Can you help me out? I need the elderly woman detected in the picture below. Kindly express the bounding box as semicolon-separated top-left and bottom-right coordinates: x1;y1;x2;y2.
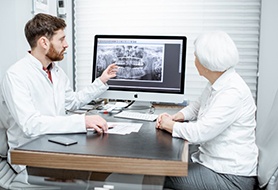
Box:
156;31;258;190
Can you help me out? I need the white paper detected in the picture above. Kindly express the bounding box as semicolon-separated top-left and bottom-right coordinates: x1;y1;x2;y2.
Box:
107;122;142;135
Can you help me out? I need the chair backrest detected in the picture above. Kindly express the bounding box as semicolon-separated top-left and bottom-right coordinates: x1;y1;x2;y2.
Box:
0;94;9;158
256;89;278;188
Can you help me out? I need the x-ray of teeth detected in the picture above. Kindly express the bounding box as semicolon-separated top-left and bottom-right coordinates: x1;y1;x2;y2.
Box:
96;44;164;81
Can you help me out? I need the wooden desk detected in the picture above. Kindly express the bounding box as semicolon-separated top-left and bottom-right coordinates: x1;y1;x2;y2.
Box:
11;113;188;177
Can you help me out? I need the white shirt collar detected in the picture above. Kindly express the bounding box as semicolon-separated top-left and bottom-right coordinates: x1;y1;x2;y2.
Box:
211;67;236;91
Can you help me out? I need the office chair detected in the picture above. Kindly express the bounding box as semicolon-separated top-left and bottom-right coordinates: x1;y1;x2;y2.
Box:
0;92;9;161
0;93;16;189
0;92;60;190
256;89;278;190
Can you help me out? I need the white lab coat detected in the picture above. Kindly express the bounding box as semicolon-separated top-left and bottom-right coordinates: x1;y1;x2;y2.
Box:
1;53;108;173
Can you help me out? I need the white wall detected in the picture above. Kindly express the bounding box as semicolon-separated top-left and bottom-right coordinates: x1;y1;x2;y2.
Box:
0;0;73;86
0;0;32;81
256;0;278;129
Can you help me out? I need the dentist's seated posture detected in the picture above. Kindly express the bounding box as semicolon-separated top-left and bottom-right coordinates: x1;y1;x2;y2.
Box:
156;31;258;190
0;13;117;189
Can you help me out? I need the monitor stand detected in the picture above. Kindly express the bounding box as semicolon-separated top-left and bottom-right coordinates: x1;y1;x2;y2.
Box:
126;101;153;111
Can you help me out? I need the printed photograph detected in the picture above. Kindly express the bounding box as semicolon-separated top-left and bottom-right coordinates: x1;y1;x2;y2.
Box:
33;0;49;14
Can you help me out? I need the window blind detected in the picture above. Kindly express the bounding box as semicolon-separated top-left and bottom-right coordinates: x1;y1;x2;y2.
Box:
73;0;261;102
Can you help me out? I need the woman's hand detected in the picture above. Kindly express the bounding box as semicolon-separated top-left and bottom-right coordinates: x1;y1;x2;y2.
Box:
156;113;175;133
156;111;185;133
172;112;185;122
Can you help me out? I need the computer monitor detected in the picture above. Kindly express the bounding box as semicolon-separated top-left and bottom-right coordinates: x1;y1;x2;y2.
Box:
92;35;187;105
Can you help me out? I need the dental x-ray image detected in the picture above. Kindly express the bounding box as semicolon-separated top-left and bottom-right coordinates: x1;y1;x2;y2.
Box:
96;44;164;82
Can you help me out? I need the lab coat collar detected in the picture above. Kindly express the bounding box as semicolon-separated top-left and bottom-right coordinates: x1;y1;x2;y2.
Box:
25;52;57;71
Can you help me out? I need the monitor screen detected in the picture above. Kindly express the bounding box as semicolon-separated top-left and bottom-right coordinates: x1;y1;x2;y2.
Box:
92;35;187;104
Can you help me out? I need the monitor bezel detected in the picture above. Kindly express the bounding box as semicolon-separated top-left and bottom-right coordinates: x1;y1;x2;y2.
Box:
92;34;187;103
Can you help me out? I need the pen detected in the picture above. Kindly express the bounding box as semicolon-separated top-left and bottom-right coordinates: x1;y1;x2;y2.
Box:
98;110;121;114
87;126;114;133
98;110;110;114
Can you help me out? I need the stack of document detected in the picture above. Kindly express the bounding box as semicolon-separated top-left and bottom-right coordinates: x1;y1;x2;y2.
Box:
107;122;142;135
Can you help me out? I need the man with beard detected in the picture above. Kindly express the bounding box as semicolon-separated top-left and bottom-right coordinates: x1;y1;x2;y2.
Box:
0;13;117;189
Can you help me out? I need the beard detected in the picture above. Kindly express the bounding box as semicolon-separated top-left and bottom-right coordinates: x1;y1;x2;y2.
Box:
46;43;65;62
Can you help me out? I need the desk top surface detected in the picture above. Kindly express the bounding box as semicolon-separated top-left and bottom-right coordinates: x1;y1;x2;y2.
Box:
12;108;188;176
16;119;185;161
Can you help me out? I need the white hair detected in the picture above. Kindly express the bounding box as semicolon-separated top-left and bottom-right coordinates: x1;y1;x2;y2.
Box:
194;31;239;72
